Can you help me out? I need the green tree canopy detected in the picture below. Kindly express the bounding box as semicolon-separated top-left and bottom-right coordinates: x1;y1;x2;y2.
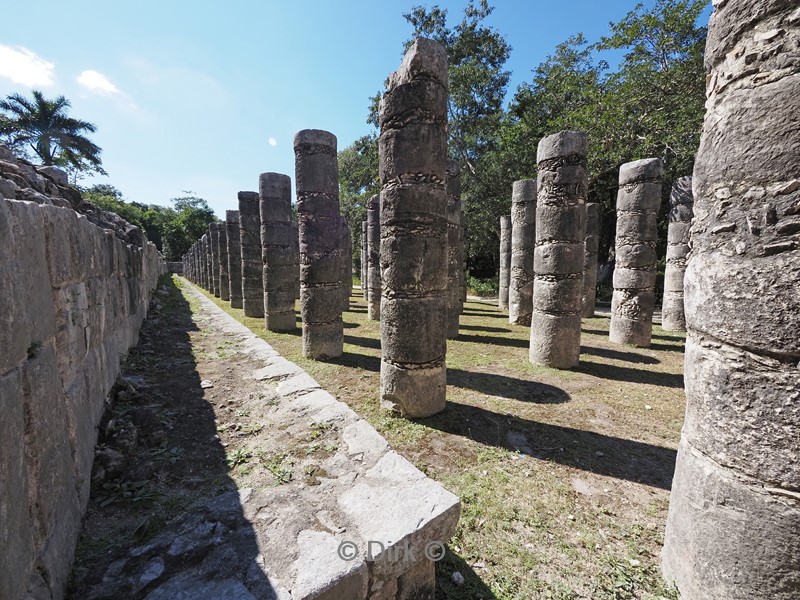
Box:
0;90;106;177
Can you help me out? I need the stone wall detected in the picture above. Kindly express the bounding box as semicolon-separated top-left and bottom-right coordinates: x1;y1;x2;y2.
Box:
0;148;164;600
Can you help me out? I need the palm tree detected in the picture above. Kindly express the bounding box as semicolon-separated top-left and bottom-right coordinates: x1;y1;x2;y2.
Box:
0;90;106;175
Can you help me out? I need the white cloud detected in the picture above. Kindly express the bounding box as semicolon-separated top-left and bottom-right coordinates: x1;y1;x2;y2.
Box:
268;137;277;147
0;45;55;87
77;70;121;96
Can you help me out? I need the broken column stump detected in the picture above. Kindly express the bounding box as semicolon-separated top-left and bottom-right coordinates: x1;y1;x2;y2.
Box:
294;129;344;360
378;38;448;417
529;131;588;369
609;158;662;347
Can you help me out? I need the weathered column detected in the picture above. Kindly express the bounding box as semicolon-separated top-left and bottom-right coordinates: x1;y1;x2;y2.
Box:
209;223;220;297
204;233;213;291
338;216;352;311
217;224;229;301
366;194;381;320
529;131;588;369
294;129;343;360
662;3;800;598
238;191;264;318
259;172;296;331
509;179;536;326
361;220;368;299
446;160;462;338
661;177;693;331
291;220;300;300
498;215;511;310
226;210;243;309
582;202;600;317
461;216;467;303
609;158;662;347
379;38;448;417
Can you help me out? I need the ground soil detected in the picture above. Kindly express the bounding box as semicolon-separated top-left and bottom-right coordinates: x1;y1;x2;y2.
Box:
70;275;685;600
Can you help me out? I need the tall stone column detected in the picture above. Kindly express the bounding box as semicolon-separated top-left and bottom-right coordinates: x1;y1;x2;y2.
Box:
509;179;536;326
582;202;600;317
498;216;511;310
209;223;220;297
226;210;243;309
291;220;300;300
217;224;229;301
609;158;662;347
361;220;368;299
366;194;381;320
294;129;343;360
379;38;448;417
238;191;264;318
205;233;213;291
661;177;693;331
338;216;352;311
259;172;296;332
446;160;462;338
461;216;468;303
529;131;588;369
662;3;799;598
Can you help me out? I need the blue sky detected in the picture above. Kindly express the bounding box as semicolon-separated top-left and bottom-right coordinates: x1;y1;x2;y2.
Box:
1;1;711;219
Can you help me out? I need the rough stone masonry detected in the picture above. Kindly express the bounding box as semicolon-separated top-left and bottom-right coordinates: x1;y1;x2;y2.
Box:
238;191;264;318
446;159;463;338
529;131;588;369
226;209;243;309
379;38;448;417
259;172;296;332
0;147;163;600
216;221;230;301
609;158;662;347
509;179;536;326
582;202;599;318
294;129;344;360
661;177;693;331
661;2;800;599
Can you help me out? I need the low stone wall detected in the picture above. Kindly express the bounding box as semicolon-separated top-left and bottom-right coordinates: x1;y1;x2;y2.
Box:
0;149;164;600
166;261;184;274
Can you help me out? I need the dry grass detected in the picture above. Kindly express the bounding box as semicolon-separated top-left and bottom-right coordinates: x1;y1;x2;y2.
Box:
190;278;685;600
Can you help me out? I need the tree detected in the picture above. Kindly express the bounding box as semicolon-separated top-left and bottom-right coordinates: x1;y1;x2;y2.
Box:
0;90;106;176
161;195;216;261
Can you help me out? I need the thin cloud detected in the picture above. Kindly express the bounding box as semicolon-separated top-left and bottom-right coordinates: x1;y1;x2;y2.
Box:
0;45;55;87
268;137;277;147
77;70;121;96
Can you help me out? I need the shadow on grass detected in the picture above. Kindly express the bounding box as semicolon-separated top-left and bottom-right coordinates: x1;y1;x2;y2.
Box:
458;324;513;333
423;400;676;490
580;345;660;365
436;546;496;599
454;333;528;349
462;310;506;320
343;334;381;351
576;361;683;388
330;350;381;372
447;368;569;403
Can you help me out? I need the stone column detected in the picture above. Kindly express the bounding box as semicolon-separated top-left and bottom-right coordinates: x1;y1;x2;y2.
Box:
509;179;536;326
217;224;229;301
582;202;600;317
294;129;343;360
339;216;352;311
204;233;212;291
259;172;296;332
361;220;368;299
379;38;448;417
461;216;468;303
226;210;243;309
291;220;301;300
609;158;662;347
209;223;220;297
498;216;511;310
662;3;799;598
366;194;381;320
529;131;588;369
661;177;693;331
446;160;462;338
238;191;264;318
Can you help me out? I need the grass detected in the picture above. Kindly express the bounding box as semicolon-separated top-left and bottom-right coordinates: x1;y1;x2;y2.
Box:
183;276;685;600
